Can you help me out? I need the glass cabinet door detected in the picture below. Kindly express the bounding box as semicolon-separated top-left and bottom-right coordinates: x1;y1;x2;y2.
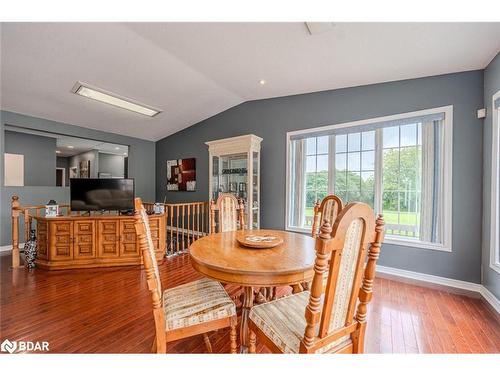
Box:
212;152;248;201
252;151;259;229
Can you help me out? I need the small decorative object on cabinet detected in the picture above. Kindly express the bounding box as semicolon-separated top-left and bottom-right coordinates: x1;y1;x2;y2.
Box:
153;203;165;214
206;134;262;230
45;200;59;217
24;229;37;269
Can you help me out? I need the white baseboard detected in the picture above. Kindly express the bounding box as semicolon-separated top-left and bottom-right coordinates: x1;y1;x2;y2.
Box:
376;265;500;314
0;244;25;253
480;285;500;314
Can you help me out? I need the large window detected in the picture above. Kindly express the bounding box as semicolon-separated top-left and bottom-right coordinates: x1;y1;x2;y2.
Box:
286;107;453;251
490;91;500;273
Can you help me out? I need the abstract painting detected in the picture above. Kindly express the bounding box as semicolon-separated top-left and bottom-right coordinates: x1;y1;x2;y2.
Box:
166;158;196;191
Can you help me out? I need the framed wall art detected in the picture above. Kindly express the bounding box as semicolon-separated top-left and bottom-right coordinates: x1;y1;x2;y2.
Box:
166;158;196;191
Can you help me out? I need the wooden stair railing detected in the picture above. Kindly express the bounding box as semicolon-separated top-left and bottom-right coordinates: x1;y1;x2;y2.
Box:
10;196;70;268
144;202;210;256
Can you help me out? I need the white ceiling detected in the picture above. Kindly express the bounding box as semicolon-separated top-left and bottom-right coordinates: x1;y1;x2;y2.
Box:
1;22;499;141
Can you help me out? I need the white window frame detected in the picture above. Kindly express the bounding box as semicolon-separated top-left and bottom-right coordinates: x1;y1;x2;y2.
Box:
285;105;453;252
490;90;500;274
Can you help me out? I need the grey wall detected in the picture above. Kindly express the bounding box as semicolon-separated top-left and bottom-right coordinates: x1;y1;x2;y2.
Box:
156;70;484;283
4;130;56;186
98;152;125;177
482;52;500;299
69;150;98;178
1;110;156;246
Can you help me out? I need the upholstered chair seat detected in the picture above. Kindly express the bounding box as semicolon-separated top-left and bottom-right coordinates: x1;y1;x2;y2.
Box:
249;292;351;353
164;278;236;331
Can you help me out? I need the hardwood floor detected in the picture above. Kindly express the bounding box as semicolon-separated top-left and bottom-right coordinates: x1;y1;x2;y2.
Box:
1;253;499;354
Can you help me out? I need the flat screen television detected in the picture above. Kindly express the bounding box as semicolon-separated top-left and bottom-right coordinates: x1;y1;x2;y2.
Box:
70;178;134;212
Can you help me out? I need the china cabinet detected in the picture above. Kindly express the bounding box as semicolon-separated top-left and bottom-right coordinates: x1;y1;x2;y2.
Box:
206;134;262;230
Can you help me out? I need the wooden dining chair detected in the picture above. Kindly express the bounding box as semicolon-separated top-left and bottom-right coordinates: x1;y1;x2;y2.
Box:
248;202;384;354
210;193;245;233
134;197;238;354
311;195;343;238
293;195;343;293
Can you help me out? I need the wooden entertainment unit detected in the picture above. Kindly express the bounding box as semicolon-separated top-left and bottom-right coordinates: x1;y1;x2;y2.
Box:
34;213;166;270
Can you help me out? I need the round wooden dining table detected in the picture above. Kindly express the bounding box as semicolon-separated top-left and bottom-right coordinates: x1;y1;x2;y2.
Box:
189;229;316;352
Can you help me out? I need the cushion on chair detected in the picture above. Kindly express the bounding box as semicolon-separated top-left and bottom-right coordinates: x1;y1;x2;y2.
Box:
163;278;236;331
249;291;351;353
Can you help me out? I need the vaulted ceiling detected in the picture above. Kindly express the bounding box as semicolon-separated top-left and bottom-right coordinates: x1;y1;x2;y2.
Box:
1;22;499;141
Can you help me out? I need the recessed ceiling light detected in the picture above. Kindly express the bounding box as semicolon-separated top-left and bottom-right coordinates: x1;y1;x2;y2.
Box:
123;153;127;156
259;79;267;85
67;145;74;149
71;81;161;117
115;147;120;150
55;150;61;154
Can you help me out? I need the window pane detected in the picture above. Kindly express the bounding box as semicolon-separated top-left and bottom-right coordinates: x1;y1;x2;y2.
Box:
361;171;375;192
317;154;328;172
335;153;346;171
306;155;316;173
317;191;327;203
306;138;316;155
316;171;328;192
317;136;329;154
361;151;374;171
336;190;347;203
362;131;375;150
347;171;361;191
306;172;316;191
336;134;347;153
347;152;360;171
347;190;361;202
382;191;398;212
400;146;417;168
335;171;347;191
348;133;361;152
360;191;375;207
306;190;316;210
399;169;417;190
382;149;399;190
383;126;399;148
401;124;417;147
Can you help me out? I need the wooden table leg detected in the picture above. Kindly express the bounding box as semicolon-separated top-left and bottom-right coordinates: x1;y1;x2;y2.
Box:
240;286;253;353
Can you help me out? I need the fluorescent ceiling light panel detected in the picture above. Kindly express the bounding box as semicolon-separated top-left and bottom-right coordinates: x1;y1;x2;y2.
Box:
71;82;161;117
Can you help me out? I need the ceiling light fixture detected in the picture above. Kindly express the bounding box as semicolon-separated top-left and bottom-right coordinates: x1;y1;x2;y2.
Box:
259;79;266;85
55;150;61;154
115;147;120;150
67;145;74;149
71;81;161;117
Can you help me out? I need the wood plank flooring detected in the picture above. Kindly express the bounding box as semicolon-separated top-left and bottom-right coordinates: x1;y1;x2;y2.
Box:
1;253;499;354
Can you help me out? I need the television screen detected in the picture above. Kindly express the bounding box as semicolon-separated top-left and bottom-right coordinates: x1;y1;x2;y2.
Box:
70;178;134;212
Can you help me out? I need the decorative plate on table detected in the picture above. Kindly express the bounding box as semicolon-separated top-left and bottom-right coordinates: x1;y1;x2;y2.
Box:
236;232;284;249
